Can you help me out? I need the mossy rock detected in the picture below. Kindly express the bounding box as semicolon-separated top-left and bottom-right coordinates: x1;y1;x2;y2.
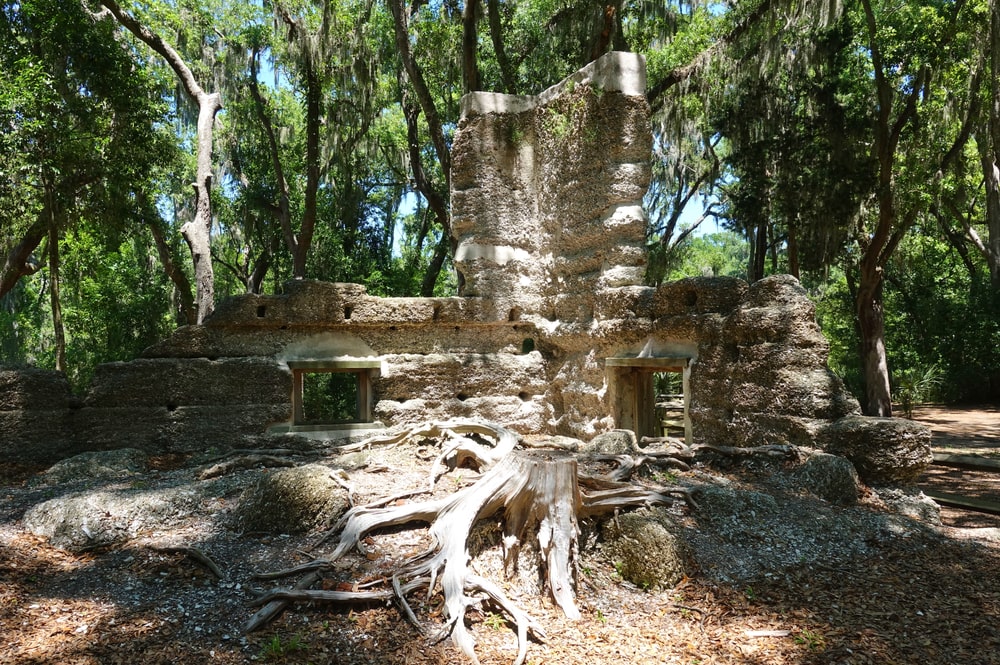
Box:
234;464;350;534
38;448;149;485
601;507;689;590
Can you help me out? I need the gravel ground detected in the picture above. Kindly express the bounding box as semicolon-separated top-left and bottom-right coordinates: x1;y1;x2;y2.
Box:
1;409;999;665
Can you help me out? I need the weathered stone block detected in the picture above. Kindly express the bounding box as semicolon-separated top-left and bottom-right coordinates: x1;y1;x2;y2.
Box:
601;507;689;589
0;409;80;463
376;352;548;402
652;277;748;317
39;449;149;485
73;405;291;454
791;451;860;505
820;415;933;485
581;429;638;454
85;357;291;408
0;367;74;410
233;464;351;533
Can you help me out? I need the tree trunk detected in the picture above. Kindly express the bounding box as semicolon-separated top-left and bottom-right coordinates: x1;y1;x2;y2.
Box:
420;232;450;297
487;0;516;93
0;218;47;300
248;49;296;272
502;452;582;619
979;149;1000;289
854;0;914;417
388;0;451;190
462;0;480;94
47;221;66;373
787;217;800;278
983;0;1000;289
181;90;221;323
247;243;274;295
147;217;197;325
294;68;322;279
402;89;453;295
98;0;221;323
587;1;621;64
749;216;767;282
856;261;892;416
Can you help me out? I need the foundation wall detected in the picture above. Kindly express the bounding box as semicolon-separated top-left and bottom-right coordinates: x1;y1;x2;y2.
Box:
0;53;873;463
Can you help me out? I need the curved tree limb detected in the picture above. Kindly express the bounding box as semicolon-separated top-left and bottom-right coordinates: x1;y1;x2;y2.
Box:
97;0;221;322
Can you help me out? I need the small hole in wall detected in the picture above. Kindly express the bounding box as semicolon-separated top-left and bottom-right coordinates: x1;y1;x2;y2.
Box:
389;326;398;331
454;326;461;332
521;338;535;354
343;306;353;320
166;403;178;413
256;305;267;318
518;391;531;402
508;308;520;322
685;291;699;308
457;393;469;402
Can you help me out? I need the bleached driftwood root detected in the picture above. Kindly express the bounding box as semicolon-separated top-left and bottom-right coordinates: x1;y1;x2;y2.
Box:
247;421;693;665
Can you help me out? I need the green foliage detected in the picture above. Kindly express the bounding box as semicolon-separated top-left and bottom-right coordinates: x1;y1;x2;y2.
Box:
794;628;826;652
882;230;1000;403
653;371;683;397
0;223;174;392
301;372;359;423
895;364;943;418
259;632;308;661
812;269;864;399
658;232;750;281
483;612;507;630
0;0;178;388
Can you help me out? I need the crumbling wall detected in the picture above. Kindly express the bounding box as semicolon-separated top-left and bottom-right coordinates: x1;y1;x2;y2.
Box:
0;53;928;485
451;52;650;321
0;368;79;463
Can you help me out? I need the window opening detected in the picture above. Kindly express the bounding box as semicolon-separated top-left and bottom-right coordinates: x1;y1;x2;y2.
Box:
300;371;360;424
288;359;380;427
653;371;685;439
606;356;692;445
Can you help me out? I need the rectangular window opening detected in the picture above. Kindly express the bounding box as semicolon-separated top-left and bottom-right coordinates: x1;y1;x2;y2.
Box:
299;371;362;425
288;360;380;428
606;356;692;445
653;371;685;439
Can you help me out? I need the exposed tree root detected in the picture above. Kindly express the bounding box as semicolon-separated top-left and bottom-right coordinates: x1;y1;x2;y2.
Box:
150;545;224;579
696;443;801;459
247;420;694;665
197;455;298;480
636;438;803;465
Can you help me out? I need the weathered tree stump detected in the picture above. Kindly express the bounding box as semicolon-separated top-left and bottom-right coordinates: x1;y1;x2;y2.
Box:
247;421;693;665
498;451;582;619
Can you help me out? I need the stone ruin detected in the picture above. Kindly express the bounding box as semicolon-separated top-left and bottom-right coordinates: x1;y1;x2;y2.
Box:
0;52;930;485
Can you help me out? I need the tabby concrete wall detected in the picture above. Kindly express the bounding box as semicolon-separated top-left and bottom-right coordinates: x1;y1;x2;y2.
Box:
0;272;877;464
0;53;924;485
451;51;650;322
0;368;80;463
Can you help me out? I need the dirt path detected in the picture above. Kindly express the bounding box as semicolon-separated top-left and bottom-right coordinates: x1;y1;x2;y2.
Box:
912;405;1000;529
2;412;999;665
910;405;1000;456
